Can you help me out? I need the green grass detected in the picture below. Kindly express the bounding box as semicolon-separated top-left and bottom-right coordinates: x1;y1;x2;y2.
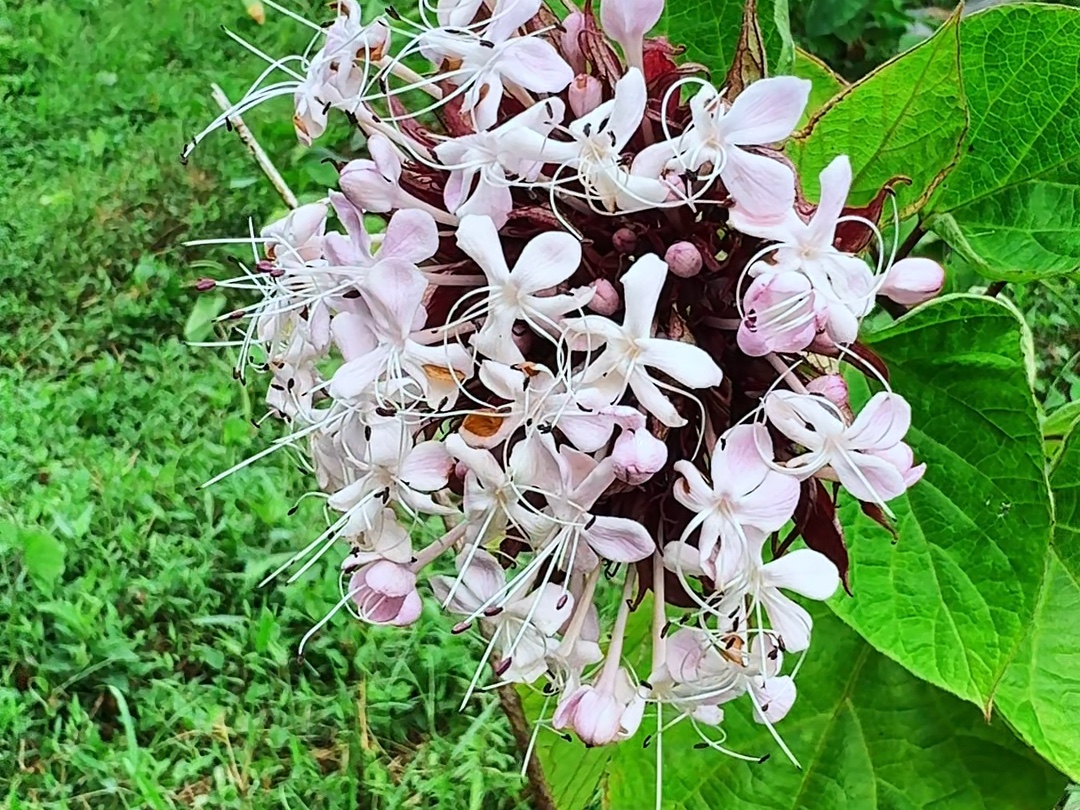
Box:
0;1;528;807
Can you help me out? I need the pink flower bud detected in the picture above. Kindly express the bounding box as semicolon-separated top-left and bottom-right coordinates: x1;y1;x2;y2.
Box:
587;278;620;315
612;428;668;485
806;374;850;413
561;11;587;74
569;74;603;117
348;560;423;627
880;257;944;306
664;241;702;278
552;670;645;747
612;227;638;254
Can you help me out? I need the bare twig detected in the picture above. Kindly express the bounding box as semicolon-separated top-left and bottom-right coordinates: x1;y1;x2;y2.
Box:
210;83;298;210
896;222;926;261
496;685;559;810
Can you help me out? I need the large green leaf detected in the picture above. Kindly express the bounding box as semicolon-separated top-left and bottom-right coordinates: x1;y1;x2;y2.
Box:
791;47;845;126
658;0;793;76
538;605;1065;809
831;295;1052;709
926;5;1080;281
992;422;1080;780
787;12;966;217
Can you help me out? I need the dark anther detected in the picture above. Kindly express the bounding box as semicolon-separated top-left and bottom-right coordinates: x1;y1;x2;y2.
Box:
343;288;362;298
639;679;652;689
758;754;771;764
494;657;512;677
195;278;216;291
451;621;471;634
364;425;373;441
556;593;568;609
480;38;494;47
483;606;503;617
288;504;299;515
693;742;710;750
642;735;653;749
582;122;592;137
270;383;286;392
561;733;573;742
287;377;296;390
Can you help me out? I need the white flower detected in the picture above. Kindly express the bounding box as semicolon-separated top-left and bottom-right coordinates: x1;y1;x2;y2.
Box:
563;254;723;427
731;155;876;344
328;259;474;409
418;0;573;130
508;68;669;212
434;99;566;228
764;389;924;506
327;418;454;533
670;424;801;579
635;78;810;224
455;214;594;364
431;548;574;683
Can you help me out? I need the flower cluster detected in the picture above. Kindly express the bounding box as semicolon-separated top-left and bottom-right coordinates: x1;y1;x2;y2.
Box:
186;0;944;786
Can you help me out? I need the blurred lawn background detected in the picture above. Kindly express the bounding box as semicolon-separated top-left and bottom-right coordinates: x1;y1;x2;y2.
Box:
0;0;1076;809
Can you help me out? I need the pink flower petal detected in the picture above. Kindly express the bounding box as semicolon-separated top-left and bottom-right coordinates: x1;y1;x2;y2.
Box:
721;76;811;146
804;155;851;247
585;516;654;563
761;548;839;601
721;147;797;226
846;392;912;451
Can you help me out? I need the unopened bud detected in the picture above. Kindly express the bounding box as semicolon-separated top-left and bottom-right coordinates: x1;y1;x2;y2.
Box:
587;278;620;315
561;11;587;73
664;241;702;278
806;374;850;413
612;227;637;254
569;74;603;117
880;257;944;306
612;428;668;485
